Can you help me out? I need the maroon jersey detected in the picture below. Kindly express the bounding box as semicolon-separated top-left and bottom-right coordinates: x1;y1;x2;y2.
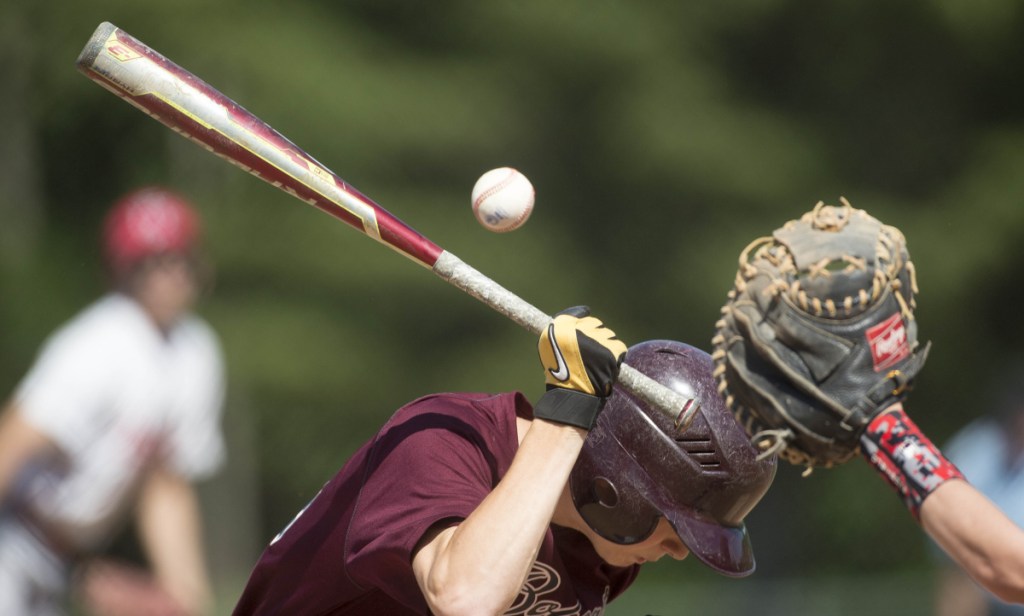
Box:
233;392;639;615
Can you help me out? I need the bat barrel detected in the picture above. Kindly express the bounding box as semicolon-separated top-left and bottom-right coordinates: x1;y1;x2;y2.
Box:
75;21;443;268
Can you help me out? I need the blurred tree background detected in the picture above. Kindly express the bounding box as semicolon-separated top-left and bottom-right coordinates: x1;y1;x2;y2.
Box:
2;1;1023;613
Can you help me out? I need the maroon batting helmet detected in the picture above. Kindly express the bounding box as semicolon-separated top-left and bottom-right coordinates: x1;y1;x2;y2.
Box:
102;187;201;278
569;340;776;577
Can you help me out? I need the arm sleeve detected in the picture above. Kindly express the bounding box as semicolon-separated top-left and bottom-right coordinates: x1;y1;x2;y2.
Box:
15;329;114;454
344;400;512;606
164;324;227;481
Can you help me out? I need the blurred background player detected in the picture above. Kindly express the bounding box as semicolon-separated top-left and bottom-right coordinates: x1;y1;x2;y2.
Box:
233;308;776;615
932;367;1024;616
0;187;227;616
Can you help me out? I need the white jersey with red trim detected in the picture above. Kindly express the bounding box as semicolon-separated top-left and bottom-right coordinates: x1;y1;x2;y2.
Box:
11;292;226;551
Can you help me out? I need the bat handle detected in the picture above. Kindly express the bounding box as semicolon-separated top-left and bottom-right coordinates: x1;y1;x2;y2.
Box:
433;251;699;429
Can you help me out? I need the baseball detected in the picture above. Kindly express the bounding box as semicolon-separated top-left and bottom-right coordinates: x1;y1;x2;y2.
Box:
471;167;535;233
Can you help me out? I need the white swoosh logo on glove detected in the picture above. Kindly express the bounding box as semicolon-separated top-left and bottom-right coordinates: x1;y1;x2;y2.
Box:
547;323;570;382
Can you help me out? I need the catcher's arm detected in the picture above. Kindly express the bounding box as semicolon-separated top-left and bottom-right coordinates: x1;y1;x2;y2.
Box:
862;404;1024;605
921;480;1024;604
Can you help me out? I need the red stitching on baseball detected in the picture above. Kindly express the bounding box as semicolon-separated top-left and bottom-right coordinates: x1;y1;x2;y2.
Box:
473;168;518;211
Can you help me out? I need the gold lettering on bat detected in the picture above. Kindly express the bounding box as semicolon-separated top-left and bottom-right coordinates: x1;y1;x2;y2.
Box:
305;162;335;184
103;32;142;63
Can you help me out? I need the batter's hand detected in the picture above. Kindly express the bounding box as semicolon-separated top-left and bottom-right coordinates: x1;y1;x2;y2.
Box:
534;306;627;430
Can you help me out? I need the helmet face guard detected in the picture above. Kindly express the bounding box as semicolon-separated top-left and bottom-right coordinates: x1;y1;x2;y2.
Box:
569;340;777;577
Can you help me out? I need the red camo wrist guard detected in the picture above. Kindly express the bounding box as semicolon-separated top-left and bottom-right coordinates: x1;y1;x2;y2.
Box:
859;405;964;519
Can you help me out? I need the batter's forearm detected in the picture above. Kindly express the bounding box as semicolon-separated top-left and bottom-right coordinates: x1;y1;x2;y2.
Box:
413;419;586;616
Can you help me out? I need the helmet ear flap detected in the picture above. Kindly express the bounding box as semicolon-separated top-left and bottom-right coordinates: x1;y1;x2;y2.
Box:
570;424;661;545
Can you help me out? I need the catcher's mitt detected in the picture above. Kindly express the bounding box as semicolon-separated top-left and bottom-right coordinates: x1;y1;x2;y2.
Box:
711;198;930;470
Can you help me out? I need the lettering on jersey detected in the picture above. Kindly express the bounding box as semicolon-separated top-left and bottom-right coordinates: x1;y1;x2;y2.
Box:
504;561;609;616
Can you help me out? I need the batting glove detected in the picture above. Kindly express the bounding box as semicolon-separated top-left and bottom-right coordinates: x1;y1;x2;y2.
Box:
534;306;627;430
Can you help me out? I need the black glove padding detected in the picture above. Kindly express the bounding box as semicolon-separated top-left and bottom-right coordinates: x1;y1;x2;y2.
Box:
534;306;627;430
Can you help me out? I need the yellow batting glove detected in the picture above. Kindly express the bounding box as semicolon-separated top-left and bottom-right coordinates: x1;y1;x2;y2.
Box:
535;306;627;429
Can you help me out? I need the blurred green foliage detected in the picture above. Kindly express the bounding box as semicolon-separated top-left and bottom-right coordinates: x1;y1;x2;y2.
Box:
2;0;1024;610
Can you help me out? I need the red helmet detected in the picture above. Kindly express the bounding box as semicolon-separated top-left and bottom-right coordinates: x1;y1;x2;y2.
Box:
102;187;201;277
569;340;777;577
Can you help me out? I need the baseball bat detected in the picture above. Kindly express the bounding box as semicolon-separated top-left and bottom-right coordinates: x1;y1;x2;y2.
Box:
75;21;698;428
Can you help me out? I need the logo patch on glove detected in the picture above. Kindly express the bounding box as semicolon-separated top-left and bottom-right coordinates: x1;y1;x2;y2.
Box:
866;313;910;372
